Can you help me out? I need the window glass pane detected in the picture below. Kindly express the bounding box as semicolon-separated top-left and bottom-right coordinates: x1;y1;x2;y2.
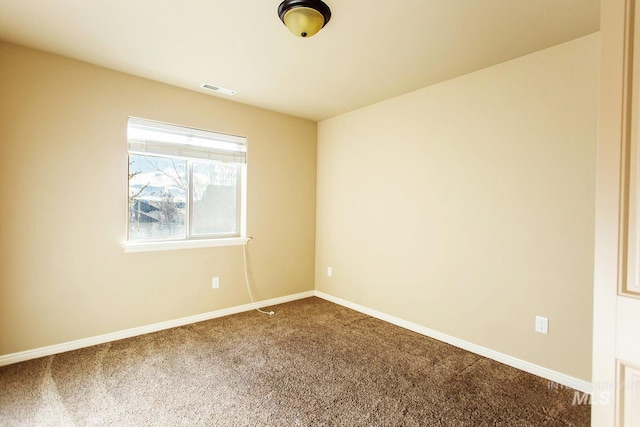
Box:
192;161;238;236
128;155;187;240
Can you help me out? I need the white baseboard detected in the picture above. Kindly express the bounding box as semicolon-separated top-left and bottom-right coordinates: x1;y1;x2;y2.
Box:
0;289;593;395
314;290;592;394
0;291;314;367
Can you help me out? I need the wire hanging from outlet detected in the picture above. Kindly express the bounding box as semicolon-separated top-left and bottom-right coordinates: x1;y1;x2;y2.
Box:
243;238;274;316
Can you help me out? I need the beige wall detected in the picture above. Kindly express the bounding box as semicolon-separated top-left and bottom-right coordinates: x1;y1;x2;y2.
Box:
316;33;599;381
0;42;317;356
0;32;599;383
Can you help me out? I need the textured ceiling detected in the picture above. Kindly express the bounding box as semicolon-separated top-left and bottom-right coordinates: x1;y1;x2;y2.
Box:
0;0;600;121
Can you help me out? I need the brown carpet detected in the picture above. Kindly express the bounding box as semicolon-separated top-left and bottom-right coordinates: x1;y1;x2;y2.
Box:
0;297;589;426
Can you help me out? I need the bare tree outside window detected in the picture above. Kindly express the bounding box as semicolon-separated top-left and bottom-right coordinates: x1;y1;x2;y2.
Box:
128;155;241;241
128;155;187;240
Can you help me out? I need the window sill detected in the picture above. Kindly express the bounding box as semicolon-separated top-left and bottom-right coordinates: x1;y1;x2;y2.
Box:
123;237;249;253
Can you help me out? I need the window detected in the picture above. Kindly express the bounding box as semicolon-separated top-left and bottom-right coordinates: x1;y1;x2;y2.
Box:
126;117;246;251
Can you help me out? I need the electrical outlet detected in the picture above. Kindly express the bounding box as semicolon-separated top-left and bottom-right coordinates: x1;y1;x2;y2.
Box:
327;267;333;277
535;316;548;334
212;277;220;289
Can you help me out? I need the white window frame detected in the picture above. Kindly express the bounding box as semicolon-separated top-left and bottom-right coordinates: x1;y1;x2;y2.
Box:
123;117;248;253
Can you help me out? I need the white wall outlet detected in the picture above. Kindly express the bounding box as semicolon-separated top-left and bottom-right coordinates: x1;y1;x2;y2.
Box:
212;277;220;289
327;267;333;277
535;316;548;334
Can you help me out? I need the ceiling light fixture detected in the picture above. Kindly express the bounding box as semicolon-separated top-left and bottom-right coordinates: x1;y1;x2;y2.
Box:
277;0;331;38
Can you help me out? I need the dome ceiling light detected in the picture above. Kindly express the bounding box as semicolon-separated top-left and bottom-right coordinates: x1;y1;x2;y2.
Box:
277;0;332;38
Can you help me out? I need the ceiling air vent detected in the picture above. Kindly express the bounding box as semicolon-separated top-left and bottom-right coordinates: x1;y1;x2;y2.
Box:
201;83;236;96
